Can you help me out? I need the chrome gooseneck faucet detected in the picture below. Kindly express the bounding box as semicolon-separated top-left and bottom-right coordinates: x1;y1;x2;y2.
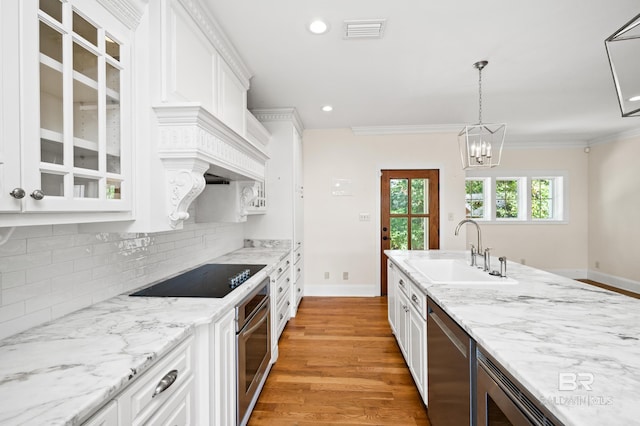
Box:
455;219;483;267
455;219;483;253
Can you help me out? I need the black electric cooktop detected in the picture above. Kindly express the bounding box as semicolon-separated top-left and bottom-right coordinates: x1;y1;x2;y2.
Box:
130;263;266;298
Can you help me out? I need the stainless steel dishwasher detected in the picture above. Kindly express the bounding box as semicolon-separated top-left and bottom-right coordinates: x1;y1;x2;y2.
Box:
427;297;476;426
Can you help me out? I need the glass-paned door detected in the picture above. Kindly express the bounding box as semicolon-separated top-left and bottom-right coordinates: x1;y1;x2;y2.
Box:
381;170;440;295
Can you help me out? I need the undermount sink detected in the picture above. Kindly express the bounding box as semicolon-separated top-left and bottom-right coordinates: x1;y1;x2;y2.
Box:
407;258;518;285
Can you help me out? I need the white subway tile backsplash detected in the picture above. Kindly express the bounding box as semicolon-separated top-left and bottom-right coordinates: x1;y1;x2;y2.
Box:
0;221;245;339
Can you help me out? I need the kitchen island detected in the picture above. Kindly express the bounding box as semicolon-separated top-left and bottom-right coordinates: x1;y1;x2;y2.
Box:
386;249;640;426
0;246;289;425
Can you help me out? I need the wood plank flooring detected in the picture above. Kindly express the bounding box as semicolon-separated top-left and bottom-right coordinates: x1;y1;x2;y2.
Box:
577;279;640;299
248;297;430;426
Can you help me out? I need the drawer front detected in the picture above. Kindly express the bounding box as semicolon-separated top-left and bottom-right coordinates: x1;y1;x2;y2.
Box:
294;246;303;265
275;272;291;305
83;401;117;426
140;375;195;426
273;256;291;281
119;337;194;424
276;294;291;337
397;270;410;297
409;281;427;320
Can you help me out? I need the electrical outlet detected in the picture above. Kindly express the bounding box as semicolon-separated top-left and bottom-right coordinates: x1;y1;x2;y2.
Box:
343;272;349;280
324;272;330;279
359;213;370;221
520;258;526;265
595;261;600;269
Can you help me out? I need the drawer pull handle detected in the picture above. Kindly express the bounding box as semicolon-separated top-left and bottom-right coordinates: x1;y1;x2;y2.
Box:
152;370;178;398
411;294;419;303
280;313;284;320
279;286;283;293
278;267;283;274
399;279;405;287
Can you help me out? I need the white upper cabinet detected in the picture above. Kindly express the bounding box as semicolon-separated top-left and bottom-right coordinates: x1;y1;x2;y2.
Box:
0;0;143;226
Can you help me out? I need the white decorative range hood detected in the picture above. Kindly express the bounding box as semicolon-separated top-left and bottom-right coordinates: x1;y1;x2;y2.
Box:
153;102;269;228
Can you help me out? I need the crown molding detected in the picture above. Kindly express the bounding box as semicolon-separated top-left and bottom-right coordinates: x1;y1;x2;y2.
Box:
252;108;305;136
588;127;640;146
97;0;147;29
177;0;252;89
351;124;462;136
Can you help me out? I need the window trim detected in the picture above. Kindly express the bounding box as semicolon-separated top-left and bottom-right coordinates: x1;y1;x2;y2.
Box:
466;170;568;224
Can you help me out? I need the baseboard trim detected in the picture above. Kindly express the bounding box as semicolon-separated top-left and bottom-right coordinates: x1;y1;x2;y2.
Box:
587;270;640;294
304;284;378;297
548;268;588;279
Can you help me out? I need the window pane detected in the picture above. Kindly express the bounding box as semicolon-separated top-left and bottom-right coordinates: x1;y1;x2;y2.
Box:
106;179;121;200
390;179;408;214
465;179;485;218
40;63;64;134
390;217;408;250
411;179;428;214
532;179;553;219
40;22;63;62
411;217;429;250
496;179;519;219
41;138;63;165
106;63;121;174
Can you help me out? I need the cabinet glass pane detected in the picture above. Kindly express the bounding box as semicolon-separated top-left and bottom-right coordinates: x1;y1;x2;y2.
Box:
41;139;63;165
411;217;429;250
40;63;64;134
40;22;63;62
390;179;408;214
105;36;120;60
73;42;98;81
72;12;97;46
73;79;99;170
411;179;428;214
106;179;121;200
106;63;121;174
40;0;63;23
391;217;408;250
73;177;99;198
42;173;64;196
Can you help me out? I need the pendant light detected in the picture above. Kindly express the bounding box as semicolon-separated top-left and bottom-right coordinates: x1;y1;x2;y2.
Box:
605;12;640;117
458;61;506;169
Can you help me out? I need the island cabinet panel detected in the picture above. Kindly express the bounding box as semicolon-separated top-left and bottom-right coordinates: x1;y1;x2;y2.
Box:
209;308;237;426
83;401;118;426
387;259;428;405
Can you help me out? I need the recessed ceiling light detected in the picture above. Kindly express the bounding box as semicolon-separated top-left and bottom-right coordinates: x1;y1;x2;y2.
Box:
322;105;333;112
309;19;329;35
629;95;640;102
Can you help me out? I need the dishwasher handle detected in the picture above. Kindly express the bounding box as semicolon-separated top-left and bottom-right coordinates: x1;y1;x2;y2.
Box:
428;307;468;358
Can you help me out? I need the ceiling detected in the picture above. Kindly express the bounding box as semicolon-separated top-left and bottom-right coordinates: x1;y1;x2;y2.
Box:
204;0;640;144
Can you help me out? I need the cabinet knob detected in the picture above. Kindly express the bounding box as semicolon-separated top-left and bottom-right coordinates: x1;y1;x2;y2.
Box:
383;236;388;241
152;369;178;398
9;188;25;199
30;190;45;200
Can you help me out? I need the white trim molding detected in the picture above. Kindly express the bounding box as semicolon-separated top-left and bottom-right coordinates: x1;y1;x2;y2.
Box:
97;0;147;29
588;270;640;295
252;108;305;136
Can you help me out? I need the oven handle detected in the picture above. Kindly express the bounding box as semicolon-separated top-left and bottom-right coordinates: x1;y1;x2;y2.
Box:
240;299;270;336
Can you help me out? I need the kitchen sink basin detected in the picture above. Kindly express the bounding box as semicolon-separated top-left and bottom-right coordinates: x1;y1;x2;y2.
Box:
406;258;518;285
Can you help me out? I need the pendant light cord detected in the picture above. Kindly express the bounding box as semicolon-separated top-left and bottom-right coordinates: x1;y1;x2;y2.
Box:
478;66;483;125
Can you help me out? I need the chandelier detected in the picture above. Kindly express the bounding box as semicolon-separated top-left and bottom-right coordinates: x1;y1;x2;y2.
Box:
458;61;506;169
605;12;640;117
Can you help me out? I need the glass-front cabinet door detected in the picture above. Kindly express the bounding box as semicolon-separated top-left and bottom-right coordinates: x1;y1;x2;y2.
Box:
20;0;131;212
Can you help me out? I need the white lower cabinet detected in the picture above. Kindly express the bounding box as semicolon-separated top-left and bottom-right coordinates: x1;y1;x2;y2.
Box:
83;401;118;426
270;254;292;361
388;260;428;405
209;308;237;426
117;337;195;425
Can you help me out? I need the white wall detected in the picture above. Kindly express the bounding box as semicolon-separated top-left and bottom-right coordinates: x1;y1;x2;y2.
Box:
0;207;244;340
303;129;466;296
476;146;590;276
588;134;640;291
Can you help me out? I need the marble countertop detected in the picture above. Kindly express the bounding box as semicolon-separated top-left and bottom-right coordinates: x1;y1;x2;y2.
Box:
386;249;640;426
0;246;289;426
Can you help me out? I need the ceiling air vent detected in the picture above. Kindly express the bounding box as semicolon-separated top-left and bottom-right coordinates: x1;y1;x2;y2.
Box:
343;19;386;39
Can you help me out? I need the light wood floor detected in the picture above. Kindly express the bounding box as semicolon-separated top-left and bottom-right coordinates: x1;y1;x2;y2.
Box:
577;279;640;299
248;297;430;426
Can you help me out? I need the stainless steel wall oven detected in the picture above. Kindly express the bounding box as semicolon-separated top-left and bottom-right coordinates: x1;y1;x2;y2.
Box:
236;277;271;426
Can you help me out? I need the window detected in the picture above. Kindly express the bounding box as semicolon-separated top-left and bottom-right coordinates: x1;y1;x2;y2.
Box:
465;179;486;218
531;179;553;219
495;179;520;219
464;172;566;223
